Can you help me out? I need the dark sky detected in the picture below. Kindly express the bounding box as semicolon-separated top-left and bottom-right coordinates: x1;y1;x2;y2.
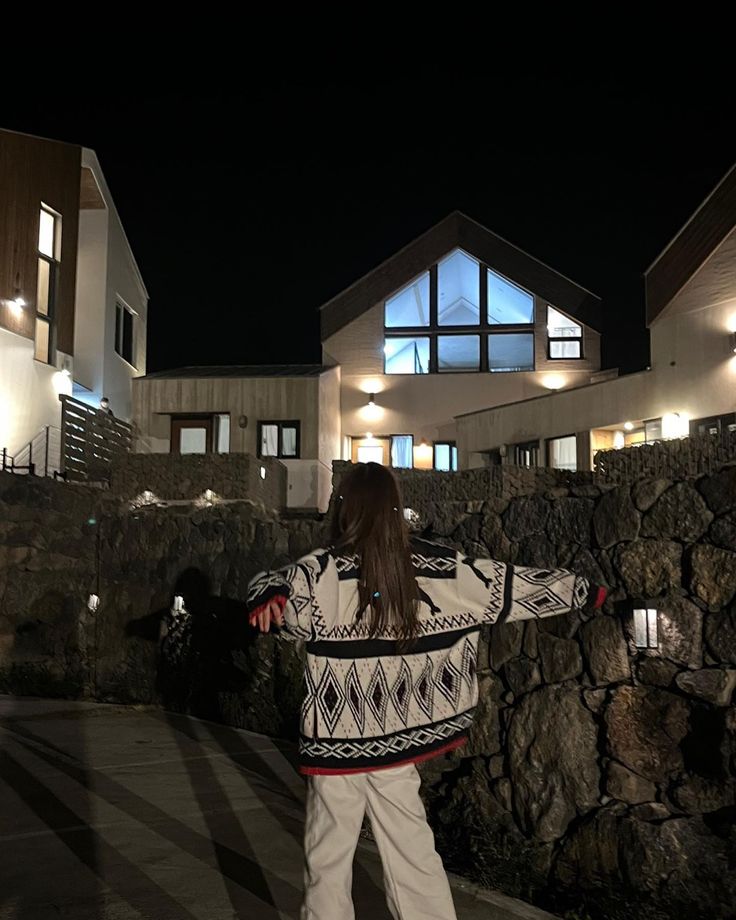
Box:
4;75;734;375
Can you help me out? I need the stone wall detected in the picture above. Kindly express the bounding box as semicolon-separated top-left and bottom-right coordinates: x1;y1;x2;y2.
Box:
332;459;597;506
595;429;736;482
1;466;735;919
108;452;287;508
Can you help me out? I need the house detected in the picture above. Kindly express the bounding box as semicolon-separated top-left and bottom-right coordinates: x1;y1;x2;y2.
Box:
456;163;736;469
0;128;148;472
132;213;604;510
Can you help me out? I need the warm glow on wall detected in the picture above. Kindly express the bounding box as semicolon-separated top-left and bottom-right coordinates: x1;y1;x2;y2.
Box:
361;392;383;422
612;430;625;450
662;412;689;439
541;374;565;390
359;379;385;395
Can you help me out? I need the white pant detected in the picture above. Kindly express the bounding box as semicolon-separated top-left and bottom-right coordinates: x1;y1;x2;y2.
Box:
301;763;457;920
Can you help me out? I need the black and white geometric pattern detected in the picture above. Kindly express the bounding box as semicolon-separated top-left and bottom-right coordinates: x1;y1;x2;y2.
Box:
246;536;596;773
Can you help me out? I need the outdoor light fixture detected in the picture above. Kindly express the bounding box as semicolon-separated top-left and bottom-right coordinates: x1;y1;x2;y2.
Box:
662;412;689;439
204;489;215;503
87;594;100;613
363;391;382;422
542;374;565;390
730;331;736;354
8;273;25;315
172;595;185;613
633;605;658;649
260;465;266;479
142;490;155;504
624;421;634;431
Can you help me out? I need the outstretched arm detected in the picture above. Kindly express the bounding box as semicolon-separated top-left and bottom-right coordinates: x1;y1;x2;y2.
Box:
246;550;329;639
455;552;606;625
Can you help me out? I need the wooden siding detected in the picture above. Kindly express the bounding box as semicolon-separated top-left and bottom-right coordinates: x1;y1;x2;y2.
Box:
0;130;81;354
320;211;602;340
133;375;322;457
646;163;736;325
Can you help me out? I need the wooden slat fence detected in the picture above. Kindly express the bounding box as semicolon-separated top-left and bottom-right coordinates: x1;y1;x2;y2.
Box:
60;395;133;483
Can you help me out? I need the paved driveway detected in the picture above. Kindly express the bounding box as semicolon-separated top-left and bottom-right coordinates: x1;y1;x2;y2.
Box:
0;697;555;919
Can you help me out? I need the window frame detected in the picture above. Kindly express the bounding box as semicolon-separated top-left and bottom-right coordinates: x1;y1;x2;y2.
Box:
433;440;458;472
383;251;538;375
34;204;61;365
115;299;137;368
512;440;540;468
257;420;301;459
547;305;583;361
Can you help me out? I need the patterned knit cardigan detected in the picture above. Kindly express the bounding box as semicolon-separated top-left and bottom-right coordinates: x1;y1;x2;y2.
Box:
247;537;606;775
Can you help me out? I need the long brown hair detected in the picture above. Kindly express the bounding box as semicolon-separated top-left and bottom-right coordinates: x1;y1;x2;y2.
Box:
331;462;419;643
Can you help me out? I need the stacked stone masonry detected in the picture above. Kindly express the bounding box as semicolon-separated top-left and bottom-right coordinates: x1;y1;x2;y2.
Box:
1;464;735;920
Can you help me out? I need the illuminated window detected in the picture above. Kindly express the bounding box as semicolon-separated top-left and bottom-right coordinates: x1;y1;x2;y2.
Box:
433;441;458;471
488;333;534;371
390;435;413;468
385;273;430;327
547;435;577;471
35;205;61;364
438;335;479;371
438;250;480;325
547;306;582;359
488;270;534;324
384;337;430;374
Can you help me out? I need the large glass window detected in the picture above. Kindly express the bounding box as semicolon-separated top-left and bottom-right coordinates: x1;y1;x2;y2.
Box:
35;205;61;365
390;435;414;468
438;250;480;325
385;273;430;327
433;441;458;471
258;420;300;458
488;333;534;371
548;435;577;471
548;306;582;358
384;337;430;374
488;270;534;324
438;335;479;372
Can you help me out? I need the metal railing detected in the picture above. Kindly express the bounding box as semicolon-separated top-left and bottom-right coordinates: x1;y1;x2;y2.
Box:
1;426;63;478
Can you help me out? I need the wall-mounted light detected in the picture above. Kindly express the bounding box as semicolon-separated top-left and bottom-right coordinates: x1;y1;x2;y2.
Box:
260;465;266;480
730;331;736;354
633;605;658;649
172;595;185;613
87;594;100;613
8;272;25;316
624;421;634;431
662;411;689;439
362;391;382;422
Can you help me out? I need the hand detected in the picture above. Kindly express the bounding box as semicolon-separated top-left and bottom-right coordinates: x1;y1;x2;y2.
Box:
249;597;286;633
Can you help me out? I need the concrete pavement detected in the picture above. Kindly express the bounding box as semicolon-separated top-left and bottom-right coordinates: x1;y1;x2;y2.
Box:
0;697;557;919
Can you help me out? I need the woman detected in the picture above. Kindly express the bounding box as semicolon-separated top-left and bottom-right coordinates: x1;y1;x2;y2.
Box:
248;462;606;920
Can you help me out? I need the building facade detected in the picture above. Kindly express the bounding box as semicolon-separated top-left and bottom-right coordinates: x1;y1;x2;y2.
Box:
456;164;736;469
0;129;147;470
132;213;604;509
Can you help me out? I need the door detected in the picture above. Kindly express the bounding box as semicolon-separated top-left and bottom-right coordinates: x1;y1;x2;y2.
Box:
171;416;214;454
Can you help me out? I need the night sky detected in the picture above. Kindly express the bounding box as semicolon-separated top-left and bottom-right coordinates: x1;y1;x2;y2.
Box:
3;76;734;376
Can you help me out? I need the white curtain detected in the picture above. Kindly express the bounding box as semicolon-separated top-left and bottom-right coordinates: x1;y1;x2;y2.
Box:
281;427;297;456
549;436;577;471
261;425;278;456
391;436;413;468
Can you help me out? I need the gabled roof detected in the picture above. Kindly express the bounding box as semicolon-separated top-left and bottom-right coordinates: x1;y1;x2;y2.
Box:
141;364;325;379
646;163;736;325
319;211;602;340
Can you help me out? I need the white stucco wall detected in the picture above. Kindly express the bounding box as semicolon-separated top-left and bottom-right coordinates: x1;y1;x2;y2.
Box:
74;150;148;422
457;296;736;465
0;326;66;457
